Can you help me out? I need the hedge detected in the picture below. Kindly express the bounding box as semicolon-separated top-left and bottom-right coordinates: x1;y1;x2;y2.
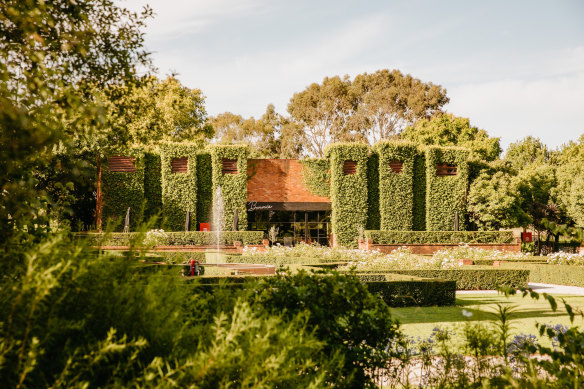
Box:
500;263;584;287
143;151;162;225
374;141;418;231
412;152;427;231
359;268;529;290
79;231;263;246
160;143;198;231
366;153;380;230
299;158;330;197
472;258;548;266
365;230;515;244
326;143;369;247
358;273;456;307
210;145;248;231
102;149;144;231
425;146;469;231
196;152;213;225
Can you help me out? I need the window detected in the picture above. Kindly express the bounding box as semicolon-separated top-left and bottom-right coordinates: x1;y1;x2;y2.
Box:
171;157;188;173
388;160;403;173
222;158;238;174
436;163;457;176
108;156;136;172
343;160;357;175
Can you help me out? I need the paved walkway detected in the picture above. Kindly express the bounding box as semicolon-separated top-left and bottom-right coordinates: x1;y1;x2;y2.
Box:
457;282;584;295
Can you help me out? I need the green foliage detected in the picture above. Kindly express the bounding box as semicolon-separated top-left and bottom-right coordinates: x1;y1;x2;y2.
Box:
210;145;248;230
383;268;529;290
160;143;198;231
412;152;427;230
366;152;380;229
365;230;514;244
143;151;162;223
251;269;400;388
102;150;145;231
196;152;213;224
360;274;456;307
515;164;558;232
425;146;470;231
501;262;584;287
299;158;330;197
374;141;418;230
81;231;263;246
504;136;549;172
402;113;501;162
326;143;369;247
553;135;584;226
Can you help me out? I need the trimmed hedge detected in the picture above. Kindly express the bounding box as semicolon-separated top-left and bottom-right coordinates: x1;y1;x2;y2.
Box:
375;141;418;230
210;145;248;231
196;152;213;224
360;273;456;307
160;143;198;231
472;258;547;266
501;263;584;287
299;158;330;197
79;231;263;246
359;268;529;290
326;143;369;247
425;146;469;231
365;230;515;244
366;153;380;230
412;152;426;231
143;151;162;224
102;149;144;231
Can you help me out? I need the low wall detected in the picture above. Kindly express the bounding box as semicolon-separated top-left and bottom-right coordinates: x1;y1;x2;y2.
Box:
358;240;521;254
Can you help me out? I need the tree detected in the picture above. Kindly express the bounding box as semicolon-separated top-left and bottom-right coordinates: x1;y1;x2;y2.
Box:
288;75;356;157
504;136;549;172
402;113;501;161
350;69;449;143
553;135;584;226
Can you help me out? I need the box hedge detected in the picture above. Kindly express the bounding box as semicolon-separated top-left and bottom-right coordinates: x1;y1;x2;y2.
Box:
79;231;263;246
365;230;514;244
500;262;584;287
358;273;456;307
358;268;529;290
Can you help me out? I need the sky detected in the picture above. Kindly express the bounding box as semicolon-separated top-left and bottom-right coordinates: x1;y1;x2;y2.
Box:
120;0;584;151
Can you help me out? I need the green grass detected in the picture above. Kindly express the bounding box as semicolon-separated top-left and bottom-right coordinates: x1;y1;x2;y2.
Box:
391;293;584;348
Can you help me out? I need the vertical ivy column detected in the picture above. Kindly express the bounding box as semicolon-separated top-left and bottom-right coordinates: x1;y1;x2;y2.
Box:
210;145;248;231
160;143;198;231
366;152;380;230
425;146;470;231
326;143;369;247
412;151;427;231
102;149;145;231
143;149;162;225
196;152;213;224
374;141;418;231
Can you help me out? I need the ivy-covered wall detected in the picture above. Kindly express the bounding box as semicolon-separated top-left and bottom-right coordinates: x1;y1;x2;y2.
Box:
299;158;330;197
425;146;469;231
210;144;248;231
102;150;144;231
326;143;369;247
196;152;212;224
143;151;162;225
412;152;427;231
366;152;380;230
160;143;198;231
375;141;418;230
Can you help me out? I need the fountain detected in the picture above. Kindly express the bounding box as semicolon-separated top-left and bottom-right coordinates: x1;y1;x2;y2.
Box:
212;186;224;264
123;207;131;233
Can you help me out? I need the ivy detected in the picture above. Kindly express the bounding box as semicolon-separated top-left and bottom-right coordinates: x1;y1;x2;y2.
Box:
196;152;212;224
143;151;162;225
299;158;330;197
160;143;198;231
210;145;248;231
425;146;469;231
326;143;369;247
366;153;380;230
375;141;418;230
412;152;427;231
102;149;144;231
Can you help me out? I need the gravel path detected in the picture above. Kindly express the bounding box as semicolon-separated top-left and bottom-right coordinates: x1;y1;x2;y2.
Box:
457;282;584;295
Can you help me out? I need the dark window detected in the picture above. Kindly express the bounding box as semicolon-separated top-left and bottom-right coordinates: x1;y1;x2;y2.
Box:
222;158;238;174
343;160;357;175
108;156;136;172
389;160;403;173
171;157;188;173
436;163;458;176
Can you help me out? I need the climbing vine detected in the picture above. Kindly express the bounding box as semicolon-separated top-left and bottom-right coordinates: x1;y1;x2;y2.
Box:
299;158;330;197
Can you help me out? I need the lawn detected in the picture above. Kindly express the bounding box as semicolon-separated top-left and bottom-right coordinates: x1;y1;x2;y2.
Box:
391;293;584;348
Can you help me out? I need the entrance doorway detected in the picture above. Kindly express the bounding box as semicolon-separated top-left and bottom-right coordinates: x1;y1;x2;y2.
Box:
248;210;331;246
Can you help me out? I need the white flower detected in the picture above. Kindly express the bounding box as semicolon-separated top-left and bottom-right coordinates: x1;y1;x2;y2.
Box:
462;309;473;318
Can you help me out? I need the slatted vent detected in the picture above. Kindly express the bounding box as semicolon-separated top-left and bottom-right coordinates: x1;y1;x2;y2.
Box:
343;160;357;175
222;159;238;174
171;157;188;173
389;160;403;173
436;163;458;176
108;156;136;172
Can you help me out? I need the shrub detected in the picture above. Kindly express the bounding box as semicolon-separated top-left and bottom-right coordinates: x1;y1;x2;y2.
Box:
365;230;515;244
78;231;263;246
501;262;584;287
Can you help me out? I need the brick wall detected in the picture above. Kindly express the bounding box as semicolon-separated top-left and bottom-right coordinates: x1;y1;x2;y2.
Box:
247;159;330;203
